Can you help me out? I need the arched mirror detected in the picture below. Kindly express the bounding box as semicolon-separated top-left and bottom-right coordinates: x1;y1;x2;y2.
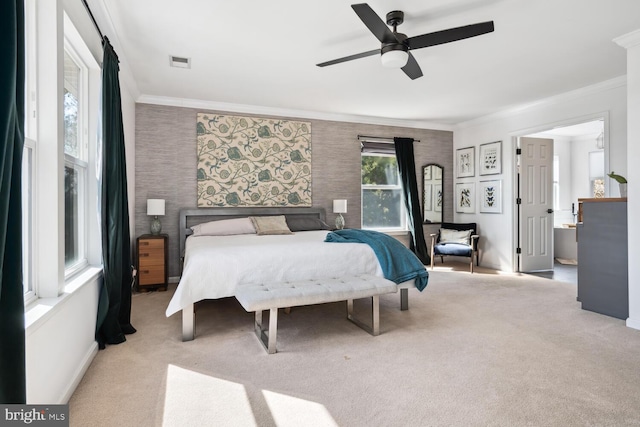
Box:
422;163;443;224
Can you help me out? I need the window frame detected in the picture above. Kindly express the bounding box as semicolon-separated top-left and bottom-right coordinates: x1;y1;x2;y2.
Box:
22;4;102;302
361;152;408;233
22;0;37;303
22;139;36;303
62;42;90;278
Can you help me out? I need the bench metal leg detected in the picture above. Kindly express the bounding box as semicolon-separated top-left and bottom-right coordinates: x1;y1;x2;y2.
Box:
346;295;380;336
182;303;195;341
400;288;408;311
254;308;278;354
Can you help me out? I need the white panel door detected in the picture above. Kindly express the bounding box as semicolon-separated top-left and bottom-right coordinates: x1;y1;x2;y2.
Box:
519;137;554;272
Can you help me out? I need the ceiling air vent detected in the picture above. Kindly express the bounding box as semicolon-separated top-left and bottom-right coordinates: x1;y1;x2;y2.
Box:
169;55;191;69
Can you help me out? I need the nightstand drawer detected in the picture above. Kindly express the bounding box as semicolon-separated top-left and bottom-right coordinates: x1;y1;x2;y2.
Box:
139;267;165;285
138;238;164;250
138;248;164;265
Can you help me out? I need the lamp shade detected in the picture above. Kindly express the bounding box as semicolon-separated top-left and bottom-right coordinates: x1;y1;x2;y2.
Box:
333;199;347;214
380;50;408;68
147;199;165;216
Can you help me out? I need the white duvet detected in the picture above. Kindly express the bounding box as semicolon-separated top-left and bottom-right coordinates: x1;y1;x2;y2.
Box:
166;230;384;316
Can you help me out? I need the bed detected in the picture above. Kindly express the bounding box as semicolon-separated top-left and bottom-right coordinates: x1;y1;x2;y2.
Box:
167;207;425;341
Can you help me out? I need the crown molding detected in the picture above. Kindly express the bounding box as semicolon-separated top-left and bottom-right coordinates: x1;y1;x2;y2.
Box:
135;95;454;132
455;76;627;130
614;29;640;49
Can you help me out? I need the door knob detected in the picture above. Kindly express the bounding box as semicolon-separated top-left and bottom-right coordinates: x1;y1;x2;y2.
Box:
547;209;554;214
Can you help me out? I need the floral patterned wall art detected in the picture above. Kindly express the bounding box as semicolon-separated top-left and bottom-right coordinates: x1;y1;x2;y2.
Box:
196;113;312;207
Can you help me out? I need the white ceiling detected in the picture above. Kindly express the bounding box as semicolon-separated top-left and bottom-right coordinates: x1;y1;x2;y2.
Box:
96;0;640;126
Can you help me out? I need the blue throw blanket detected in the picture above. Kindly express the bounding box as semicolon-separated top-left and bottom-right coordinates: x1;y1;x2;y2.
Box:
325;229;429;291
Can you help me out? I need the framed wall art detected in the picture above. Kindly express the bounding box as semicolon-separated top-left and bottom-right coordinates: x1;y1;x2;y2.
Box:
434;184;442;212
479;141;502;175
455;182;475;213
196;113;312;207
423;184;433;212
422;163;443;223
456;147;475;178
479;180;502;213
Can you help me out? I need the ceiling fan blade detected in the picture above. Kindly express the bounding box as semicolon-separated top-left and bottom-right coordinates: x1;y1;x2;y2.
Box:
316;49;379;67
406;21;494;50
401;52;423;80
351;3;398;44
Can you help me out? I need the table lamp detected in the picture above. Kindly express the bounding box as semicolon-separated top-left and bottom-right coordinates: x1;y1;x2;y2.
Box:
147;199;165;235
333;199;347;230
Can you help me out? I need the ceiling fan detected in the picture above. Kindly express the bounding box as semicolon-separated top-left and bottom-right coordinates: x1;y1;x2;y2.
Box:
317;3;495;80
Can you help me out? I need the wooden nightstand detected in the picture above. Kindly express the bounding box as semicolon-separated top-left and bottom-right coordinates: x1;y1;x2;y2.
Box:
136;234;168;291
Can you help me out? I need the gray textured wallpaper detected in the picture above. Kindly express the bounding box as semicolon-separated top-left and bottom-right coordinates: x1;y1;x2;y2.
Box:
135;103;453;277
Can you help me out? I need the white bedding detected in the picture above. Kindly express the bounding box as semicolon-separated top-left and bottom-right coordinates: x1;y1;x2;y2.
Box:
166;230;384;316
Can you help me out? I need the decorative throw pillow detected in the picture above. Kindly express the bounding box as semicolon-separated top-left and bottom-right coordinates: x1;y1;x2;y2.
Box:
249;215;293;235
190;217;256;237
285;216;331;232
439;228;472;245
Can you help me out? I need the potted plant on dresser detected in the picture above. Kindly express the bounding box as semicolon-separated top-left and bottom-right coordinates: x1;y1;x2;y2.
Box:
607;171;627;197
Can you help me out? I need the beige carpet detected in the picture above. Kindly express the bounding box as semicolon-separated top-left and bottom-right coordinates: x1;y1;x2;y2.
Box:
69;263;640;426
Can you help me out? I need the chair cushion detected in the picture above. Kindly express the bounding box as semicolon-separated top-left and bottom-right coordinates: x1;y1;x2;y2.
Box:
440;228;472;245
434;242;473;257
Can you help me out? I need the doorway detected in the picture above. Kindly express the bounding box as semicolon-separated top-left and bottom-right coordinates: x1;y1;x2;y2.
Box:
517;118;605;281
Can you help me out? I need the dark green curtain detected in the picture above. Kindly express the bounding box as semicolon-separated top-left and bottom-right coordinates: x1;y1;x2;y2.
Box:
394;137;430;265
96;37;135;348
0;0;26;403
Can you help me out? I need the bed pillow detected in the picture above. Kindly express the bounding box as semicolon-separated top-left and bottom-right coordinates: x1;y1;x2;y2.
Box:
285;216;331;232
250;215;293;235
439;228;472;245
191;217;256;237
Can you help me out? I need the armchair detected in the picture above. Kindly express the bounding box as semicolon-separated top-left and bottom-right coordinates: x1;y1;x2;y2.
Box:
430;222;480;273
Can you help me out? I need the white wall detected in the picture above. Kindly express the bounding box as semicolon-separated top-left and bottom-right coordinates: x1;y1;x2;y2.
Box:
26;272;100;403
454;79;627;272
615;30;640;330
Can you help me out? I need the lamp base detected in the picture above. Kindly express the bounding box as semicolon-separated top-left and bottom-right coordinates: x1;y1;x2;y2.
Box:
335;213;345;230
150;217;162;235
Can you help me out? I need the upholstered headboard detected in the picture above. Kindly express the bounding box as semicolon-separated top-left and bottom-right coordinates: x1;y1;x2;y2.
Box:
178;207;326;271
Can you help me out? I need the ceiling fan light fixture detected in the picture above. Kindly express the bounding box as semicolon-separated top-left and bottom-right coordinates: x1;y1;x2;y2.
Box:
380;48;408;68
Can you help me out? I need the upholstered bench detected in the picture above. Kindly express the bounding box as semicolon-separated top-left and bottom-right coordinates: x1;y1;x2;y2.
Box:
235;275;398;354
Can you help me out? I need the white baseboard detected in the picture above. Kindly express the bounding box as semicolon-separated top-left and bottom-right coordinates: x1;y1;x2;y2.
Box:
60;341;99;404
626;317;640;331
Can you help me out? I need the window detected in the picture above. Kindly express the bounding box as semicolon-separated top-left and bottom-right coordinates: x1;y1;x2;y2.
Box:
21;5;101;301
63;48;88;275
22;0;36;300
22;140;34;298
589;151;605;198
361;153;406;231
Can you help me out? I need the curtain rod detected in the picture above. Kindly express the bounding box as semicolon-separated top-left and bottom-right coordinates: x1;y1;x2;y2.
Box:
82;0;104;41
357;135;420;143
